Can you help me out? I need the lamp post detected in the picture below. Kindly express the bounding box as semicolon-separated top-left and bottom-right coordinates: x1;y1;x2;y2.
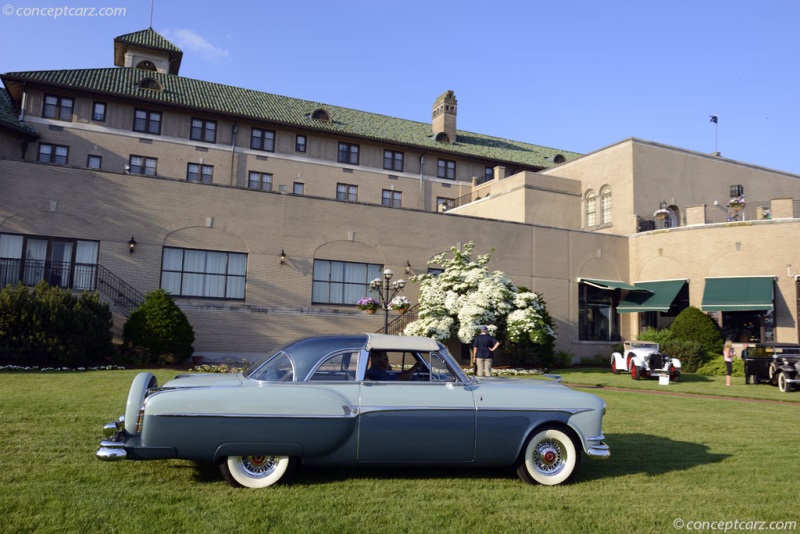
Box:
370;268;406;334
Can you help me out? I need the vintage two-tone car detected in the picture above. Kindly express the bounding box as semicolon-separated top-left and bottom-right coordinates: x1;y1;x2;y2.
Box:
97;333;609;487
743;343;800;392
611;340;681;381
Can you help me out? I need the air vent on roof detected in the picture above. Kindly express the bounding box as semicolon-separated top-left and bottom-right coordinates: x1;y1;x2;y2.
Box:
553;154;566;164
434;132;450;144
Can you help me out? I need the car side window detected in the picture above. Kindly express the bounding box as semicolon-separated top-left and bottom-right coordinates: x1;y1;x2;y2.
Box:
249;353;294;381
429;352;456;382
309;351;359;381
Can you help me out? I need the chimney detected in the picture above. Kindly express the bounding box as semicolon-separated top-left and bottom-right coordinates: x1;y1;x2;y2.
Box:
432;90;457;144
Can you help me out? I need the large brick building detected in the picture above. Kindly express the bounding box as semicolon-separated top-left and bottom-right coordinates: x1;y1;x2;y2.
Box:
2;28;799;361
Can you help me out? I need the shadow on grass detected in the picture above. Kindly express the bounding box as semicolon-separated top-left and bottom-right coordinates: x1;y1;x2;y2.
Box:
578;432;729;482
183;432;727;487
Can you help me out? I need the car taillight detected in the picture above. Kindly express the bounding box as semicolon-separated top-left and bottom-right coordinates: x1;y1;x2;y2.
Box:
136;406;145;433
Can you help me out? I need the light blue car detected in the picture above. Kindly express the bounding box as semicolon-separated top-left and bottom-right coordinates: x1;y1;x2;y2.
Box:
97;333;609;487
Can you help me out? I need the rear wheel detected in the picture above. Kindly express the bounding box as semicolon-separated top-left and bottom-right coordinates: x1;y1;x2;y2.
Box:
611;357;618;374
516;426;580;486
220;455;293;488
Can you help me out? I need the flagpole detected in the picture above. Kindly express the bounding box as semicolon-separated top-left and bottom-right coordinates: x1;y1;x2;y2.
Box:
710;115;719;154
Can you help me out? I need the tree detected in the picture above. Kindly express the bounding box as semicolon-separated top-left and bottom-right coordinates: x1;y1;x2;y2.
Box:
668;306;724;359
403;242;556;349
123;289;195;365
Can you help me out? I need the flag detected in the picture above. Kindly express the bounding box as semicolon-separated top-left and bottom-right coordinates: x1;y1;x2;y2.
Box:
710;115;718;124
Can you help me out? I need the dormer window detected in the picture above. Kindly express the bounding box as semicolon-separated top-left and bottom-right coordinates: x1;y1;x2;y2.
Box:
553;154;566;164
310;109;331;122
138;78;162;92
136;60;158;72
434;132;451;144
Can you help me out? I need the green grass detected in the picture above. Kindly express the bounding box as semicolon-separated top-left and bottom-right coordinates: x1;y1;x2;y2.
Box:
1;369;799;533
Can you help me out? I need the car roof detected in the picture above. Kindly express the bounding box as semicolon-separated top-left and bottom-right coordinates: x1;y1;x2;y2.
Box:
366;333;441;352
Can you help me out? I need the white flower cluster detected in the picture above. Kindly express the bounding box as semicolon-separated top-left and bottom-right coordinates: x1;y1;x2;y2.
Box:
0;365;126;372
403;242;557;345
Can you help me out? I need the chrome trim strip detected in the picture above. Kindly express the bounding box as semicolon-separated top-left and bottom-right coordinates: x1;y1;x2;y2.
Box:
96;447;127;461
586;442;611;460
155;412;358;419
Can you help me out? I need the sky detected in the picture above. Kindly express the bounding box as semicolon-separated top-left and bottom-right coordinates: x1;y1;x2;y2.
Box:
2;0;799;174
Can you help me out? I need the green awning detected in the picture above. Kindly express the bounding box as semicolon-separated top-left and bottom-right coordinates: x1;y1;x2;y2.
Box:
617;280;687;313
579;278;648;292
701;277;774;312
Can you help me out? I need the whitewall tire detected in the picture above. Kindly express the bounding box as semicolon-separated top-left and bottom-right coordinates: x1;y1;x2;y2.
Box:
516;426;580;486
220;455;292;488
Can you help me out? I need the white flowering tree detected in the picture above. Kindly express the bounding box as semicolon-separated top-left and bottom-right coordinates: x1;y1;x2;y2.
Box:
403;242;556;352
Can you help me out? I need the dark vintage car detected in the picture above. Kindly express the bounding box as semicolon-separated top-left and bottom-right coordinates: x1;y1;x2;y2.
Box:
97;333;610;487
743;343;800;392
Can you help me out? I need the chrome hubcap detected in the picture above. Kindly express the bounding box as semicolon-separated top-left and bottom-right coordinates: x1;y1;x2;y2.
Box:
533;439;565;475
240;455;279;478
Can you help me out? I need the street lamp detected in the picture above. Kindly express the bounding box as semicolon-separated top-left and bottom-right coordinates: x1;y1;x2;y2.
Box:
370;268;406;334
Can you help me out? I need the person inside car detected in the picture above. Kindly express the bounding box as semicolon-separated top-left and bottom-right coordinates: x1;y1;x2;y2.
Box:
365;351;422;381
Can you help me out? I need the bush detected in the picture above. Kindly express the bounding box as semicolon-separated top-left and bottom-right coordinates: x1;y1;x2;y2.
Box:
696;355;744;377
0;281;113;366
669;306;724;358
123;289;195;365
638;325;706;372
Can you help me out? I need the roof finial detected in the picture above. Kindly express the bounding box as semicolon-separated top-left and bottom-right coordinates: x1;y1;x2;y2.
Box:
149;0;155;28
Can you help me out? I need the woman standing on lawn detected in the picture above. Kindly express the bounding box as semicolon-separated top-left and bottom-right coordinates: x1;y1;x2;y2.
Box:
723;339;734;386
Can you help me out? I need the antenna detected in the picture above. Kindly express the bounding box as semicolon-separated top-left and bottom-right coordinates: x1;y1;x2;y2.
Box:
149;0;155;28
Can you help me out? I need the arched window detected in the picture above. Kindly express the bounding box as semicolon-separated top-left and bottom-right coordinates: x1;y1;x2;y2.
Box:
135;60;157;72
600;185;612;224
585;189;596;227
310;109;331;122
138;78;162;92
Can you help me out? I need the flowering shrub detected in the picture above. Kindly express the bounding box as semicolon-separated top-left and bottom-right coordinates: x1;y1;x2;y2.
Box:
727;196;746;209
357;297;379;311
0;365;125;372
403;242;556;348
390;296;410;310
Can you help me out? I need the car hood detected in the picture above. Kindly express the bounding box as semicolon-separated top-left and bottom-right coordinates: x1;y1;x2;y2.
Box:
474;377;605;410
161;373;244;389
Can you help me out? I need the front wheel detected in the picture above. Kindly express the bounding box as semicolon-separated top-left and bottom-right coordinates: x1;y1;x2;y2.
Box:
778;372;793;393
631;366;640;380
220;455;293;488
516;426;580;486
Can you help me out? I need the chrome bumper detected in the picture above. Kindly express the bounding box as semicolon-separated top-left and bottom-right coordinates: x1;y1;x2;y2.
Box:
586;437;611;460
96;416;127;461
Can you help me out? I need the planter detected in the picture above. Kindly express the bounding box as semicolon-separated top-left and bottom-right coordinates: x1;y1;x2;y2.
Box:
731;205;743;212
396;307;408;315
363;308;377;314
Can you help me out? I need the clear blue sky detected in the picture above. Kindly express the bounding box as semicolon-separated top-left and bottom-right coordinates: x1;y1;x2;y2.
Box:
2;0;799;174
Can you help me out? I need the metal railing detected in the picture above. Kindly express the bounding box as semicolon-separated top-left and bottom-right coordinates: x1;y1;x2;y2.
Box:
379;304;419;336
0;259;143;315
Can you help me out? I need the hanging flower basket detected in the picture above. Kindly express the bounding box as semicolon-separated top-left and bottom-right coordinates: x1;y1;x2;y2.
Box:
653;208;670;221
727;196;746;212
390;296;410;314
357;297;379;313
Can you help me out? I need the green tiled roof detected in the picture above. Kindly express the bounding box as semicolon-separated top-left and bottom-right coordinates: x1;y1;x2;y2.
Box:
2;67;581;168
0;88;38;138
114;28;182;53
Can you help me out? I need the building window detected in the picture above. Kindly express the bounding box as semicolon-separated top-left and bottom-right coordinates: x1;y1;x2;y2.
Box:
161;247;247;299
436;197;455;212
129;155;157;176
600;186;612;225
248;171;273;191
38;143;69;165
578;282;620;342
187;163;213;184
251;128;275;152
92;102;107;122
336;183;358;202
384;150;404;172
437;159;456;180
585;190;597;227
87;155;102;169
382;189;402;208
295;135;307;153
190;118;217;143
42;95;74;121
484;166;494;183
0;232;99;290
293;182;305;195
312;259;382;305
133;109;162;135
338;142;360;165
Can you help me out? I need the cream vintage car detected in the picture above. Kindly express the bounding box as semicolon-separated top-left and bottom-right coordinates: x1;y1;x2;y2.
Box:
611;340;681;381
97;333;609;487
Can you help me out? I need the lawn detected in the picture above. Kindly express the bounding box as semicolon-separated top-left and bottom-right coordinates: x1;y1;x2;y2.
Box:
1;369;798;534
